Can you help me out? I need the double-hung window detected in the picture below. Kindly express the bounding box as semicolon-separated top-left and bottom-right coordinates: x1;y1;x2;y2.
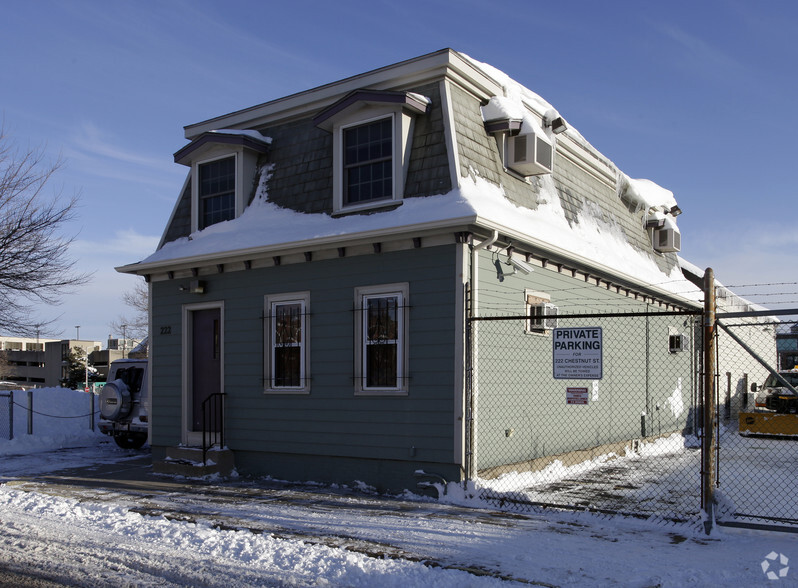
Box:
355;284;408;395
265;292;310;393
313;89;429;215
343;116;393;206
198;156;236;229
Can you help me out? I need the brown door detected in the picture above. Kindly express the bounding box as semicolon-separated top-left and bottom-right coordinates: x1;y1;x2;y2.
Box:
191;308;221;430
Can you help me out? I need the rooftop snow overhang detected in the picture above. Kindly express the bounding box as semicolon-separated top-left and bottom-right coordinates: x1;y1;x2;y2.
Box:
116;212;698;311
312;89;430;132
173;130;271;166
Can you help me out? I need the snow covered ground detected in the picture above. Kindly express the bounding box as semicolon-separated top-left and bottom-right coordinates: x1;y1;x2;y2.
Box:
0;388;796;586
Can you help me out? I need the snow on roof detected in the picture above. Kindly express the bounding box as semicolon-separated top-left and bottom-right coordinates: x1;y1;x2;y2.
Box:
135;53;695;303
209;129;273;144
621;175;677;211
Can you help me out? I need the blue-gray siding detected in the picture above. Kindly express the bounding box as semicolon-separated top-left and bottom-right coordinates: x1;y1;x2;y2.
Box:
150;245;461;487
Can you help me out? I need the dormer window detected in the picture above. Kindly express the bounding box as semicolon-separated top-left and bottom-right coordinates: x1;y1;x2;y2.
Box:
314;90;429;215
174;129;271;232
199;156;236;229
343;116;393;206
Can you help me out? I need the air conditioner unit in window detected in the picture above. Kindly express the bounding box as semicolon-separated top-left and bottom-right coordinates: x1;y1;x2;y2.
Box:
529;303;558;331
654;227;681;253
669;333;688;353
506;132;553;176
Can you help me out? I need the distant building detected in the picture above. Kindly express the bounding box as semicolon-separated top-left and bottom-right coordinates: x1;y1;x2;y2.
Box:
0;336;144;388
0;336;58;388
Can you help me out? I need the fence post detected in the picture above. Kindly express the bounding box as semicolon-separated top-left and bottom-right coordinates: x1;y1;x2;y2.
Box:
742;373;748;409
702;268;717;534
27;389;33;435
8;390;13;440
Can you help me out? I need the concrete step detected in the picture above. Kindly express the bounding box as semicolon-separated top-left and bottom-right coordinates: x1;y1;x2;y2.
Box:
153;446;235;477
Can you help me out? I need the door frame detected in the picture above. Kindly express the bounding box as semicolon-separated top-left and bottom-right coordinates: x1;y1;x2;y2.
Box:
181;301;224;446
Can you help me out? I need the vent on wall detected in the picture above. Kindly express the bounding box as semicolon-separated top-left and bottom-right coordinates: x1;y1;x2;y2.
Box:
654;227;681;253
506;132;553;176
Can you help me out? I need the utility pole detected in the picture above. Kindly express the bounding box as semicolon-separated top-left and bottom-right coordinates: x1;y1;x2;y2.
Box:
702;268;717;534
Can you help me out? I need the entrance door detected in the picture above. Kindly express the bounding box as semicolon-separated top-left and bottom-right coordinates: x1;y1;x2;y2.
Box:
190;307;221;432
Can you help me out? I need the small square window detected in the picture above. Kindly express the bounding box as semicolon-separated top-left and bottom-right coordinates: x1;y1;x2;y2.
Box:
525;291;557;334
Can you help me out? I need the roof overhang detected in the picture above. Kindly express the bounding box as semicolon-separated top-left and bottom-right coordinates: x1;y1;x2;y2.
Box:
173;130;271;166
313;89;430;132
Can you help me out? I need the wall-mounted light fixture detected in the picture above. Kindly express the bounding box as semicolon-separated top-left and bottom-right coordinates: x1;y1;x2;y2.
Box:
543;111;568;135
180;279;205;294
669;205;682;216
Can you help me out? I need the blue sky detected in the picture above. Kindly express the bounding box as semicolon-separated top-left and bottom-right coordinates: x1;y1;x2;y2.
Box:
2;0;797;340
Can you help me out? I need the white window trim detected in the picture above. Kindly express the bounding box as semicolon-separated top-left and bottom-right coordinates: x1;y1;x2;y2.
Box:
354;283;409;396
525;289;557;335
332;109;413;215
264;291;310;394
191;152;241;232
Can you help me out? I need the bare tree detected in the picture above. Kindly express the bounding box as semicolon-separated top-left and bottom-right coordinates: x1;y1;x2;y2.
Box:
0;128;90;336
0;352;11;381
111;278;148;341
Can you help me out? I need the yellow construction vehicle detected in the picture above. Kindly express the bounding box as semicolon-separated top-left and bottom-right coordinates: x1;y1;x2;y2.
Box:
739;370;798;437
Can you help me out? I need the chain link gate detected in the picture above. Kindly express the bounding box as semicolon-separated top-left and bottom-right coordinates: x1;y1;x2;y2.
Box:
466;310;705;525
713;310;798;532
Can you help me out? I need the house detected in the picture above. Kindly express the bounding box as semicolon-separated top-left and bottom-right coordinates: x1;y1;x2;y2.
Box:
119;49;713;491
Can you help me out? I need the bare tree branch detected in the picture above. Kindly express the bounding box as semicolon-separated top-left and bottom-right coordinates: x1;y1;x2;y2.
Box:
0;128;92;336
110;278;148;341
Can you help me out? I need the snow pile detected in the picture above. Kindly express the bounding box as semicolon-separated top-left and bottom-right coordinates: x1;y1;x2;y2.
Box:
0;487;497;587
0;387;103;456
620;174;678;212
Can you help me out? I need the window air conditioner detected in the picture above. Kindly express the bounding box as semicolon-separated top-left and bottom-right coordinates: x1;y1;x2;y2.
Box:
669;333;687;353
654;227;681;253
506;132;553;176
529;302;558;331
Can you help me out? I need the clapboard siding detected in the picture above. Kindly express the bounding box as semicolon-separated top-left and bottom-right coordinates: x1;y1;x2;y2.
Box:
149;244;459;467
473;247;693;470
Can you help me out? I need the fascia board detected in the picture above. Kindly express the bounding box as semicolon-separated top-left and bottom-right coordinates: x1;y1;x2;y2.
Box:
183;49;502;139
115;213;480;276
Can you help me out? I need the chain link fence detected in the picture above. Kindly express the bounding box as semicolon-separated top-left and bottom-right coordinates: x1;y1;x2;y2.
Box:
466;308;798;531
467;311;703;524
714;313;798;530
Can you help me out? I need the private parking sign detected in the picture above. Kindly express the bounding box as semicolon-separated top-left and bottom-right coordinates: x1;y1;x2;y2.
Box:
553;327;603;380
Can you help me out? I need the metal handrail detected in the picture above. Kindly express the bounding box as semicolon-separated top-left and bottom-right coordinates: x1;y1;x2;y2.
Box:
201;392;225;465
